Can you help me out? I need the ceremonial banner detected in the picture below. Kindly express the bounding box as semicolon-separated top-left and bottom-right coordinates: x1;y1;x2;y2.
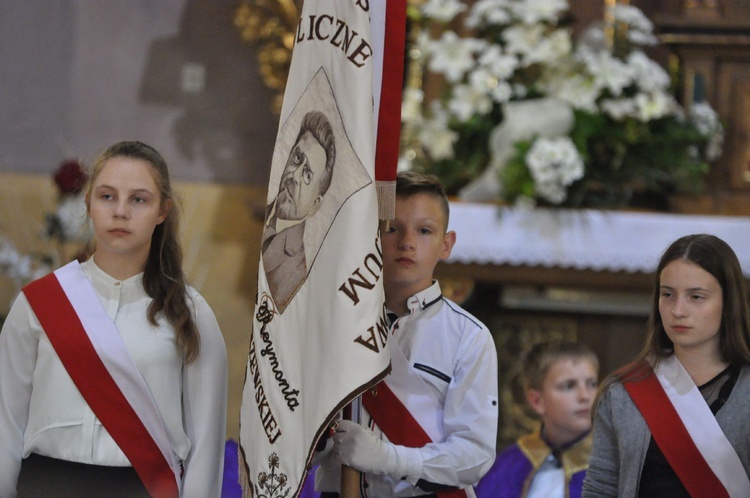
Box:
238;0;404;496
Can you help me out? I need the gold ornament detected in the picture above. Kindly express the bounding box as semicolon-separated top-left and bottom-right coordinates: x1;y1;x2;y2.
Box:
234;0;303;113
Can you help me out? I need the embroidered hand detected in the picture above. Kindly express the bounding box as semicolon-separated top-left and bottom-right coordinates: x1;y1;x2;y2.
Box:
332;420;420;479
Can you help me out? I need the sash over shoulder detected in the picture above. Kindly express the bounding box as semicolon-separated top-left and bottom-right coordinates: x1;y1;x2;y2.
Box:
362;339;467;498
23;261;181;498
623;356;750;498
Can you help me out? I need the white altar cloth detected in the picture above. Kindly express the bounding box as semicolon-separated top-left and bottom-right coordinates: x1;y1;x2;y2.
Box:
446;203;750;276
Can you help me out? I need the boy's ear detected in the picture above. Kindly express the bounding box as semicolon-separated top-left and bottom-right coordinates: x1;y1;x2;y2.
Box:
439;230;456;260
527;388;546;417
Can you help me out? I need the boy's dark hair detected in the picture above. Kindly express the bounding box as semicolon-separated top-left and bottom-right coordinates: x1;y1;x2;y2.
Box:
523;339;599;391
396;171;450;230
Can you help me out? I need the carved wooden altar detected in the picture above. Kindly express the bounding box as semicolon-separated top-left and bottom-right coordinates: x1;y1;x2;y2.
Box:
650;0;750;213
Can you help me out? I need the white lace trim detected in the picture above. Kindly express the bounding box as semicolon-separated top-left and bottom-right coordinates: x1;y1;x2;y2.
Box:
446;203;750;275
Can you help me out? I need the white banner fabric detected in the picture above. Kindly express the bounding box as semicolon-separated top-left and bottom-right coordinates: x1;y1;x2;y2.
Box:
238;1;391;497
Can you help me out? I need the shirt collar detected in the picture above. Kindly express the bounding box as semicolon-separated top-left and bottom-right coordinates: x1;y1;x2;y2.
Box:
541;423;591;454
405;280;443;314
82;257;144;288
274;217;305;234
518;427;593;475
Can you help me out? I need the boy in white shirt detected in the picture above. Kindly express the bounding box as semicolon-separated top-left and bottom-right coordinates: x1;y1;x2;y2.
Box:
316;171;499;497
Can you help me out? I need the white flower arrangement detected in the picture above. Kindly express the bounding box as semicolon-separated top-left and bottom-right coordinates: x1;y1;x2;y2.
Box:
689;102;724;162
0;160;93;322
43;194;91;244
0;237;53;289
401;0;724;209
44;160;93;244
525;136;584;204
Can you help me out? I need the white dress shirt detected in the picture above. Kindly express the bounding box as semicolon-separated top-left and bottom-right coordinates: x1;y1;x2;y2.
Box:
0;259;228;497
527;455;565;498
316;281;499;497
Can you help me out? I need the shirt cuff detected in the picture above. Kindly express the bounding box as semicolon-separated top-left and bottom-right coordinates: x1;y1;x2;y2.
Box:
393;445;424;484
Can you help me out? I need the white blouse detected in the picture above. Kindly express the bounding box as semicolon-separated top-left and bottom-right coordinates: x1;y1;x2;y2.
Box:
0;259;228;497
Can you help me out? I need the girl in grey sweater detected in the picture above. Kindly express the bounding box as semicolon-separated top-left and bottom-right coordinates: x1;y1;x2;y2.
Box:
583;234;750;497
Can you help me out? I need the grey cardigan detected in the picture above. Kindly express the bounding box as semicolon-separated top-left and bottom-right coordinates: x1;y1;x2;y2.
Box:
582;364;750;497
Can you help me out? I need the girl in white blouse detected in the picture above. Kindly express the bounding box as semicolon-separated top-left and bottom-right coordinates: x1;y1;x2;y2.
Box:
0;141;228;497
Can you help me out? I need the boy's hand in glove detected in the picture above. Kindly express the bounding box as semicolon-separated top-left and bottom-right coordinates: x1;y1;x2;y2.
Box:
332;420;422;480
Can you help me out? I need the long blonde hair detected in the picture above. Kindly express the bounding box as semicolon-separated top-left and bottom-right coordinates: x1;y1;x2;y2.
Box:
86;141;200;363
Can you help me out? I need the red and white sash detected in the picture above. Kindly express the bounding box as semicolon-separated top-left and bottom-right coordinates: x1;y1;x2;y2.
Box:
23;261;181;498
624;356;750;498
362;340;467;498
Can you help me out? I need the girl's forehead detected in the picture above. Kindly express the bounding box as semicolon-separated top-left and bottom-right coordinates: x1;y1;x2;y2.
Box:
94;157;159;186
660;259;721;290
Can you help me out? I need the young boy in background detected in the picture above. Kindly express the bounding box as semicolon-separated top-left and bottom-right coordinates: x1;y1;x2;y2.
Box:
315;171;499;497
475;340;599;498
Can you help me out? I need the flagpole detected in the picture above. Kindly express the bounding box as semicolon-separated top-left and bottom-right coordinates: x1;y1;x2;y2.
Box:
339;402;361;497
340;466;360;497
337;0;404;492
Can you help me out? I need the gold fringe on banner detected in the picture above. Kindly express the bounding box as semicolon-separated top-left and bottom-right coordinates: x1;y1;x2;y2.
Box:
238;447;254;498
376;180;396;222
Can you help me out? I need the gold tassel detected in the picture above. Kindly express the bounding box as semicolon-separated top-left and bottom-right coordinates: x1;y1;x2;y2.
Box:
376;180;396;222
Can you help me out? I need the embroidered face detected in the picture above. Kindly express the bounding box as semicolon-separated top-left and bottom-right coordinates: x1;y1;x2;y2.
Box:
659;259;724;359
527;358;598;447
381;193;455;304
276;131;328;221
87;156;170;270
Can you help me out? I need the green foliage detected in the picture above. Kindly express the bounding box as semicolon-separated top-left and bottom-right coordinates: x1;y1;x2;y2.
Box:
403;1;722;210
411;103;504;195
563;110;711;209
500;140;536;202
415;102;716;209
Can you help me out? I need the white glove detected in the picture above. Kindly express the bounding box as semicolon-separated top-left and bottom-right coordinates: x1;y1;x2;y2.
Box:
332;420;422;479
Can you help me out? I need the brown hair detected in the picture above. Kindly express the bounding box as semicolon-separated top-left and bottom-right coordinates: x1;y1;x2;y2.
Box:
595;234;750;408
523;339;599;391
85;141;200;363
395;171;450;231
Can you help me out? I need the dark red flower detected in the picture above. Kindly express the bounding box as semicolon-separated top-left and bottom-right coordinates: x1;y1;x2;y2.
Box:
54;160;86;195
